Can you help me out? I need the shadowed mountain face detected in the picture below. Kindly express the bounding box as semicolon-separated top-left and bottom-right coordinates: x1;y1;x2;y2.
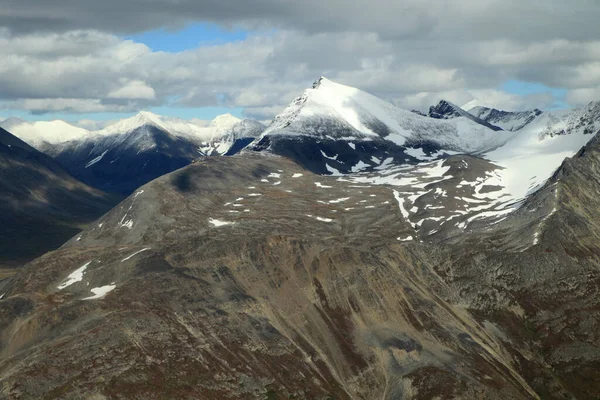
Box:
34;114;265;196
1;139;600;398
0;128;119;269
49;125;203;195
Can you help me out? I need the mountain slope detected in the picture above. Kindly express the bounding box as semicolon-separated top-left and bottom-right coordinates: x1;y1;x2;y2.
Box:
0;155;538;399
468;106;543;131
0;127;119;268
50;124;205;195
2;147;600;398
436;132;600;398
342;103;600;241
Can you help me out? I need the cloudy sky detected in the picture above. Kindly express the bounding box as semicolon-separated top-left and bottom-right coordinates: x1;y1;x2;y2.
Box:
1;0;600;124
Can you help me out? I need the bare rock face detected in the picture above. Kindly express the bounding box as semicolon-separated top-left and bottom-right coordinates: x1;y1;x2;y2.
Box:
1;141;600;399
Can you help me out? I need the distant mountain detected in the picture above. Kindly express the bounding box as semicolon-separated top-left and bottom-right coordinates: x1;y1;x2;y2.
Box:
198;115;265;156
468;105;543;131
50;124;205;195
427;100;504;131
4;112;265;195
45;112;264;195
0;117;89;148
0;127;118;268
2;112;265;157
252;77;513;174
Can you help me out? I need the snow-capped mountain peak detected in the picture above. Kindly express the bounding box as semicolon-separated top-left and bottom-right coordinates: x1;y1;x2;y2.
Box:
95;111;252;144
0;118;90;146
260;77;512;155
210;113;241;129
96;111;188;137
428;100;465;119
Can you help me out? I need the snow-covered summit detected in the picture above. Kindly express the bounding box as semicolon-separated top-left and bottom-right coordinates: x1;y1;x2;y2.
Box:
0;116;27;128
210;113;241;129
96;111;211;140
0;118;90;147
260;77;512;154
94;111;261;148
200;117;265;156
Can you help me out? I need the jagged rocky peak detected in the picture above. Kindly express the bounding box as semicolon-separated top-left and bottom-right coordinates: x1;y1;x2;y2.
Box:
312;76;326;89
428;100;464;119
428;99;504;131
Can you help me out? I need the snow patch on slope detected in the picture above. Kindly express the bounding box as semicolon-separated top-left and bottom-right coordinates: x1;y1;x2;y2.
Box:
57;261;92;289
83;284;116;300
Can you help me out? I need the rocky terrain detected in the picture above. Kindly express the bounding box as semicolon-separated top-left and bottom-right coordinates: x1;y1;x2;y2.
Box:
1;136;600;398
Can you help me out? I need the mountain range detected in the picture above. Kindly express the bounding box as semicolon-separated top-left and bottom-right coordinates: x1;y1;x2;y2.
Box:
1;112;265;194
1;77;600;398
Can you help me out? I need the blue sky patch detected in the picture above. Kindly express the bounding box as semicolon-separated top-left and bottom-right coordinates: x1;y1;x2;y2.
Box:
502;80;568;109
126;23;248;52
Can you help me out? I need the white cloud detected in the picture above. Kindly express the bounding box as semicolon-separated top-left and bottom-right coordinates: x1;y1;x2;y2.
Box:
566;86;600;106
1;7;600;118
17;98;135;114
72;118;121;130
395;89;557;112
108;80;156;100
3;0;600;45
